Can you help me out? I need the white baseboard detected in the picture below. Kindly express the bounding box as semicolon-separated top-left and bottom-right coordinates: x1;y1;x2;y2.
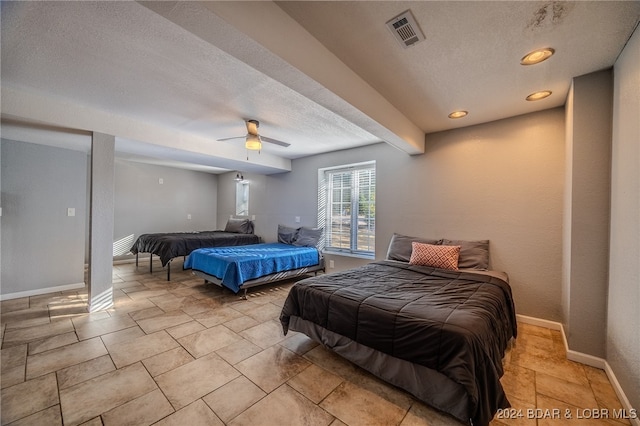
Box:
604;362;640;426
0;282;86;301
517;314;638;425
516;314;563;331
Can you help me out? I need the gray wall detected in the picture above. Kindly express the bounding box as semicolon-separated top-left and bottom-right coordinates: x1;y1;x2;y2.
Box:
113;159;219;261
1;139;87;296
608;25;640;412
219;108;566;320
563;69;613;358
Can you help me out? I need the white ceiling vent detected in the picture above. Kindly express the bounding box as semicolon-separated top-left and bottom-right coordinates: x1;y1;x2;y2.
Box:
386;10;425;48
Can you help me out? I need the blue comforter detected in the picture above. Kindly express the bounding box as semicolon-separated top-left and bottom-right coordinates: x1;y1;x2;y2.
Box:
184;243;320;293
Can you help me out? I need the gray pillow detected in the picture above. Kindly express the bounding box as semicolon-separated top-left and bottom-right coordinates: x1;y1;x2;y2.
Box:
386;233;441;262
441;239;490;269
277;224;299;245
293;227;323;248
224;218;254;234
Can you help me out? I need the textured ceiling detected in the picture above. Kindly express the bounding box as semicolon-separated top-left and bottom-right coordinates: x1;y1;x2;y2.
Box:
1;1;639;174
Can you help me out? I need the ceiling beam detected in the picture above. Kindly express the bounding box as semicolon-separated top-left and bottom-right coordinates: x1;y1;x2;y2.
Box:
139;1;425;155
1;86;292;174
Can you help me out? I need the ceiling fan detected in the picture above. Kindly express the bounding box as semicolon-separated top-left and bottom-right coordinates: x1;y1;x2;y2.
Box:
217;119;291;151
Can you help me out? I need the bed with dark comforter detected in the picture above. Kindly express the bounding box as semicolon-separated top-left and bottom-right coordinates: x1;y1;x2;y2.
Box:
130;219;260;280
280;255;517;426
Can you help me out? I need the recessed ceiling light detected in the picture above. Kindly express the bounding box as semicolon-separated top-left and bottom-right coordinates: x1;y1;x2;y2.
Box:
526;90;552;101
448;110;468;119
521;48;555;65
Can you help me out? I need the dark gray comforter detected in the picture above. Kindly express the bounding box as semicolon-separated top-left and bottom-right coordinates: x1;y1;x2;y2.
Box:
280;260;517;426
130;231;260;266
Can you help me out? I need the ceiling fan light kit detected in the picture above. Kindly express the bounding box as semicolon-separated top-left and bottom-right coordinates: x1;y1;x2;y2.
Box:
217;119;291;155
245;134;262;151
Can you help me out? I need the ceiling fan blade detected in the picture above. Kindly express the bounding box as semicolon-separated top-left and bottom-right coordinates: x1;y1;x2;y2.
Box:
246;120;259;136
260;136;291;147
216;136;245;142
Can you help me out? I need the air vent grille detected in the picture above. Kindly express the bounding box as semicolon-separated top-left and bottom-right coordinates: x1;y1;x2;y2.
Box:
386;10;425;48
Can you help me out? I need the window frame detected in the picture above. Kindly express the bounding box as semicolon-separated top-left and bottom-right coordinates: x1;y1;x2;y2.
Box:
318;161;376;259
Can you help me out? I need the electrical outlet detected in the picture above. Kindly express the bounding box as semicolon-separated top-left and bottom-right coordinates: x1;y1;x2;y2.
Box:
187;214;192;220
67;208;75;217
329;260;335;269
295;216;301;223
159;178;164;184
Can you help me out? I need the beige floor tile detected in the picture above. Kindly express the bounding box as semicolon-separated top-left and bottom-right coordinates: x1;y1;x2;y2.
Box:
154;399;224;426
6;405;62;426
128;306;165;321
501;364;536;405
155;352;240;410
511;351;589;386
1;373;59;425
180;298;224;316
203;376;267;423
1;307;50;330
136;310;193;334
536;394;599;426
215;338;263;365
165;320;207;339
239;320;287;349
245;303;282;322
28;331;78;355
106;330;179;368
401;400;467;426
178;325;243;358
142;346;194;377
517;323;553;339
228;300;263;315
147;294;194;312
124;288;170;301
192;307;244;328
321;381;406;426
223;315;260;333
584;365;610;385
1;364;26;389
236;345;311;393
0;298;30;314
288;364;344;404
536;372;599;409
3;318;74;346
590;380;626;412
280;332;319;355
1;344;27;370
101;388;174;426
489;395;537;426
56;354;116;390
229;384;334;426
75;315;137;340
108;298;157;317
26;337;108;380
59;362;157;426
69;311;111;329
99;325;145;347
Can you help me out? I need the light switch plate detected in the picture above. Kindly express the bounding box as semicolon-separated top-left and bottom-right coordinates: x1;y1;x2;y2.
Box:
67;208;75;217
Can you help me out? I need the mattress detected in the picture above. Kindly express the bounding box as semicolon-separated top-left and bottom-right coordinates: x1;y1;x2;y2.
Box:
130;231;260;266
184;242;321;293
280;260;517;426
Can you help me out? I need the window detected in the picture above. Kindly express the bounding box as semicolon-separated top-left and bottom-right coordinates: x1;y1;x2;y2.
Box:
235;180;249;216
318;161;375;258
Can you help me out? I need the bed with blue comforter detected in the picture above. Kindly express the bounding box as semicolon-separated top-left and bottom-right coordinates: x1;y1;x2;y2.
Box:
184;242;324;294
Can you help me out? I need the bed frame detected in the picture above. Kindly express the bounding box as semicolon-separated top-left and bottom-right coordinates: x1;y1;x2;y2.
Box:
193;257;325;299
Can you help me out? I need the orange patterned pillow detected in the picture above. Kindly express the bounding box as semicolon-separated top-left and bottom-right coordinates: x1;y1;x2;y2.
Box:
409;242;460;270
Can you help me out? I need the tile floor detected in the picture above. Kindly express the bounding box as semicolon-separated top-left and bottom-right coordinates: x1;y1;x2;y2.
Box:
0;259;631;426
